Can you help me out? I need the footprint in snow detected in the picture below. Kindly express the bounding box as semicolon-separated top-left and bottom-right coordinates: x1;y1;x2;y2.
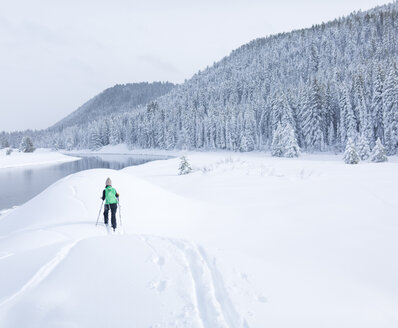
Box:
257;295;267;303
149;280;167;293
152;256;165;267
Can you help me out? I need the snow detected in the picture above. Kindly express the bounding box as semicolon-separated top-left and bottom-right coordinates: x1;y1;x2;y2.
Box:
0;148;80;169
1;151;398;327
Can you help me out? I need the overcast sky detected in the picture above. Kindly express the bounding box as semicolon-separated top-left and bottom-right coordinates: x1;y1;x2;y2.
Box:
0;0;390;132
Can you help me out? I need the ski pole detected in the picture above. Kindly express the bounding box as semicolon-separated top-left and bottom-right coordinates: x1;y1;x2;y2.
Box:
118;197;122;227
96;200;104;226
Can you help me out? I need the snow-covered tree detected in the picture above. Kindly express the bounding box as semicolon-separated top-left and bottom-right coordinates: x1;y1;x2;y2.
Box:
340;87;357;144
19;136;35;153
343;138;360;164
65;137;74;151
357;134;371;160
271;122;300;157
0;138;9;149
382;63;398;155
178;156;192;175
371;138;388;162
372;66;384;142
283;123;300;158
89;131;102;150
271;123;284;157
302;79;324;151
239;128;254;152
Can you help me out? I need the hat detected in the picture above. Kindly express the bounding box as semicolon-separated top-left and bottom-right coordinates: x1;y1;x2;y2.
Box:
105;177;112;186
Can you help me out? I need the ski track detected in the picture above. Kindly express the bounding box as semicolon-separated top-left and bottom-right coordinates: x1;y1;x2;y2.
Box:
0;241;78;310
198;246;243;328
0;253;13;261
7;220;104;238
1;227;243;327
168;238;243;328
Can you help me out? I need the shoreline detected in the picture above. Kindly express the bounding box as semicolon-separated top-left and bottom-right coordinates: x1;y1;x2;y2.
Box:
0;148;81;169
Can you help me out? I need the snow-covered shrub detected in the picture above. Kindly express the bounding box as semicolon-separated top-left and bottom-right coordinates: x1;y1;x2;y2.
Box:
371;138;388;162
343;138;360;164
199;157;242;174
178;156;192;175
6;148;13;155
19;136;35;153
357;134;370;160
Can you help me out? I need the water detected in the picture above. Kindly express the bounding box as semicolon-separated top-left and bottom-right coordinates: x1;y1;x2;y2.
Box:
0;153;170;211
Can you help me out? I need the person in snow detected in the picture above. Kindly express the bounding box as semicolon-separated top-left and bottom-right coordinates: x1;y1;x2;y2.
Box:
102;177;119;231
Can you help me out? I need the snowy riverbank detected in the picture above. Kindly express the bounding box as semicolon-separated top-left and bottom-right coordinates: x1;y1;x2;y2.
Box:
0;148;80;169
0;151;397;327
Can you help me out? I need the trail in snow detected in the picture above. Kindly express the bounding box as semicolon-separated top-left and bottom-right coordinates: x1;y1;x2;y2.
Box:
0;253;13;261
1;226;244;327
0;241;78;309
198;246;243;328
169;238;244;328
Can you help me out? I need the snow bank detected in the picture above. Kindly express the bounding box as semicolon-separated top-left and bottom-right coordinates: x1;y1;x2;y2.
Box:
1;152;398;327
0;148;80;169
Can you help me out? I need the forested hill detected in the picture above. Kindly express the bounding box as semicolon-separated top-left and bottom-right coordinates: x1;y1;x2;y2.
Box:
2;2;398;154
51;82;175;130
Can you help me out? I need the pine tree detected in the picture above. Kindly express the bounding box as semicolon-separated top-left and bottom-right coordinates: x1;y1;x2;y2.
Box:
52;139;59;151
357;134;370;160
65;137;74;151
327;121;335;148
178;156;192;175
89;131;102;150
239;128;254;152
19;136;35;153
271;122;284;157
0;138;9;149
372;66;384;142
340;87;357;143
371;138;388;162
302;79;324;151
283;123;300;158
109;117;120;145
343;138;360;164
382;63;398;155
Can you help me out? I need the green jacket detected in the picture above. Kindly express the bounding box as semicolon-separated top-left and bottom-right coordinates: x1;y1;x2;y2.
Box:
102;186;119;205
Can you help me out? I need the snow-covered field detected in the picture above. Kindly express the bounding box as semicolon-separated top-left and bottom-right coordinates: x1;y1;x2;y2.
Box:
0;148;80;169
0;151;397;328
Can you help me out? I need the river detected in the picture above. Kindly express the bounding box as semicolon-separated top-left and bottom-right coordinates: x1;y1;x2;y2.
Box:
0;153;170;211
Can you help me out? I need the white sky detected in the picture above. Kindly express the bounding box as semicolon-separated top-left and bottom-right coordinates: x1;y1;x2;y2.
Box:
0;0;390;132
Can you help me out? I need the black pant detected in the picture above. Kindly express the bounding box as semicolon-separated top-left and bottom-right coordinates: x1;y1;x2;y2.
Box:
104;203;118;229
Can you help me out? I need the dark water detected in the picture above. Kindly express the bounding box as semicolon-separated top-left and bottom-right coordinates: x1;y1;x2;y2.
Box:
0;154;170;211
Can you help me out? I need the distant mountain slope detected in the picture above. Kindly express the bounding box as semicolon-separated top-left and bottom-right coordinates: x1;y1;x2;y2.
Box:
51;82;175;130
2;2;398;154
58;0;394;154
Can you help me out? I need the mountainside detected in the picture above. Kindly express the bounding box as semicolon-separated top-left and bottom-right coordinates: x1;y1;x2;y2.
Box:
2;2;398;154
51;82;175;130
